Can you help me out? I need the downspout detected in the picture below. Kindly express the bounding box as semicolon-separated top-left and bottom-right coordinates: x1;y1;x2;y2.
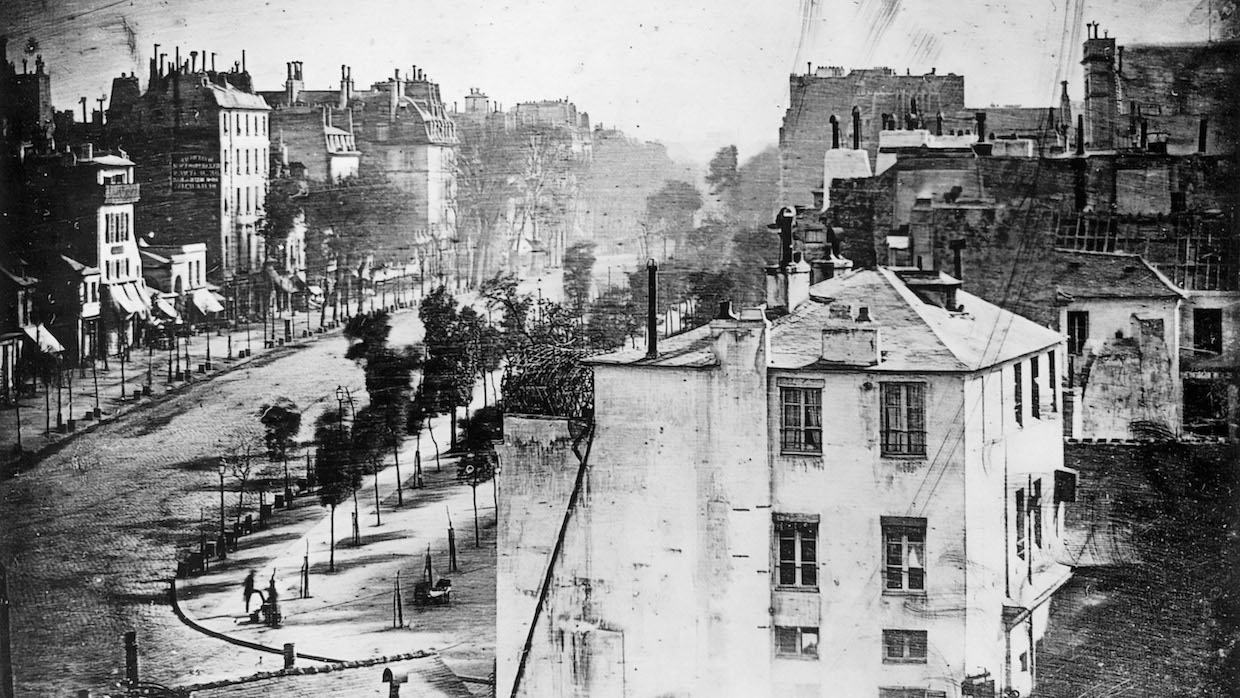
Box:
510;422;596;698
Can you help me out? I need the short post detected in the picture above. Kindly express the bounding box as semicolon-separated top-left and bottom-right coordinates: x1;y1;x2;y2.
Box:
300;541;310;599
393;571;404;628
282;643;295;669
123;631;138;687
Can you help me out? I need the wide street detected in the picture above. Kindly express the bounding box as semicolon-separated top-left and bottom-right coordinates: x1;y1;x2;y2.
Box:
0;295;484;696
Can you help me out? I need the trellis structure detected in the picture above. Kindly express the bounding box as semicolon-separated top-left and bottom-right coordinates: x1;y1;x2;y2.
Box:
502;344;602;419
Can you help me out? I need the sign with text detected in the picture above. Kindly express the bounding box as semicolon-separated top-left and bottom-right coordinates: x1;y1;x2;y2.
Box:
171;153;219;192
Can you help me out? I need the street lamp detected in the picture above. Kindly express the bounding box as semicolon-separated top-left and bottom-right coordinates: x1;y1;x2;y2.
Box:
335;386;346;431
217;461;228;559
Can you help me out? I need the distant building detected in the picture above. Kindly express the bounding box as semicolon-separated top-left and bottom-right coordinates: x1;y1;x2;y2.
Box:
106;46;271;315
498;226;1075;697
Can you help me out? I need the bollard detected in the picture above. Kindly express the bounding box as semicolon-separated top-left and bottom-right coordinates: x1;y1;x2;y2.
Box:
283;643;295;669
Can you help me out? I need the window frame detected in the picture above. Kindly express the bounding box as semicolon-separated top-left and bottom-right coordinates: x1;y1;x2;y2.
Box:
1193;308;1223;355
779;384;823;455
1015;488;1027;560
882;516;926;593
774;517;819;589
880;382;927;457
774;625;819;659
882;629;928;664
1030;356;1041;420
1013;363;1024;427
1067;310;1089;355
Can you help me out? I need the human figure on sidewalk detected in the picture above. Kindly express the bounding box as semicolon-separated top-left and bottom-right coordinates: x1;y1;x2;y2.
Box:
243;569;259;613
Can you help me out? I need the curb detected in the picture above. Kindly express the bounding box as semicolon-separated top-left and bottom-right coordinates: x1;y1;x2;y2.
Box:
167;577;345;664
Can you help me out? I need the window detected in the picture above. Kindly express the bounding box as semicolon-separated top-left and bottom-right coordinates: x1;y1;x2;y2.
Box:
1019;651;1029;672
774;626;818;658
1193;309;1223;355
882;517;925;591
1013;363;1024;427
882;630;928;664
1032;479;1043;549
881;383;926;456
244;149;250;175
1030;356;1041;419
1067;311;1089;354
1015;488;1027;560
775;518;818;587
780;386;822;453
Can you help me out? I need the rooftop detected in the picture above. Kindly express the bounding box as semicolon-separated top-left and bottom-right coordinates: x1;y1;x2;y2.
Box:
590;268;1062;373
1051;250;1186;301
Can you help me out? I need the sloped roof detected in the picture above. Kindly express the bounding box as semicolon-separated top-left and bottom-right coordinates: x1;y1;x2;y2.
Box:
591;268;1061;373
208;84;271;111
1051;250;1186;300
59;255;100;276
770;268;1061;371
184;653;473;697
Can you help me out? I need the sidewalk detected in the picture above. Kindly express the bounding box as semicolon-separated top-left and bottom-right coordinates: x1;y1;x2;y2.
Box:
0;295;414;475
171;392;497;692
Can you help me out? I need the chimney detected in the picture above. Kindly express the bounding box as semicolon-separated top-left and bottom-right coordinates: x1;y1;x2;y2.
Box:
765;208;811;311
175;46;180;72
830;115;840;149
935;111;943;137
1198;118;1208;153
211;52;216;71
852;106;861;149
646;259;659;358
821;326;881;366
390;70;400;121
1075;114;1085;155
190;51;197;72
975;111;987;142
949;239;966;281
241;49;246;73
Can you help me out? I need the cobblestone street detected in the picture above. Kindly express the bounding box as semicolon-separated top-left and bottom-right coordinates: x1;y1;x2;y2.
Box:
0;304;463;696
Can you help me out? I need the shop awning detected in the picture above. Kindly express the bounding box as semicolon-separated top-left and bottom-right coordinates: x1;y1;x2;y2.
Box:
192;287;225;314
150;291;180;321
109;282;149;318
22;324;64;354
265;267;299;294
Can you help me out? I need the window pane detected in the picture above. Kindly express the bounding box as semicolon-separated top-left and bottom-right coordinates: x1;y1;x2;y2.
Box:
779;563;797;586
883;633;901;657
801;537;816;563
801;564;817;587
908;568;925;590
909;632;928;658
776;627;798;654
800;628;819;657
886;542;903;566
885;566;903;589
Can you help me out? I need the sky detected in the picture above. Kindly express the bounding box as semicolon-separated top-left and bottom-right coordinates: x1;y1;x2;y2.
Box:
1;0;1221;167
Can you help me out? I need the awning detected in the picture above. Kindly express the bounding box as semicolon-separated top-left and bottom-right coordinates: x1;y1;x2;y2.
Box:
152;294;179;321
22;324;64;354
192;287;225;314
292;271;309;291
307;285;324;296
109;282;149;318
265;267;299;294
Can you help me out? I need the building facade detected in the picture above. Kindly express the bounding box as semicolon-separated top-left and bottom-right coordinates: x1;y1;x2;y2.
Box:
499;251;1074;696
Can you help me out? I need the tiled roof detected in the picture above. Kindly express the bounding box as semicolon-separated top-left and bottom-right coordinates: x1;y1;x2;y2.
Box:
1050;250;1186;300
185;653;474;697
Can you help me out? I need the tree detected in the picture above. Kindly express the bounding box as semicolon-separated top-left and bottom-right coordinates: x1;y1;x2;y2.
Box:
645;180;703;236
259;399;302;500
585;287;639;350
314;411;360;572
458;404;502;547
562;241;597;312
705;145;740;202
419;287;481;451
221;425;266;530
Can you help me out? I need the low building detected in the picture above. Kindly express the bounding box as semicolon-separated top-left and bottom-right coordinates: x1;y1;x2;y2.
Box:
498;226;1075;697
1052;250;1186;439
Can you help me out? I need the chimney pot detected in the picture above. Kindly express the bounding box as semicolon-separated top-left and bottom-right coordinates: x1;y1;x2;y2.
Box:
716;300;736;320
646;259;659;358
856;306;871;322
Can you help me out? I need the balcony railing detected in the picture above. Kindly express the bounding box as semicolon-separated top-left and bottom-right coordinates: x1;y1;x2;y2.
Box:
101;183;140;205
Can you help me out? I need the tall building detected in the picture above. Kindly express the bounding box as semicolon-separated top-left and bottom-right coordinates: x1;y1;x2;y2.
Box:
106;46;271;314
498;228;1075;697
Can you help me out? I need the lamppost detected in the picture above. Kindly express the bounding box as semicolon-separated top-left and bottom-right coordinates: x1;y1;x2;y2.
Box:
335;386;346;432
217;461;228;559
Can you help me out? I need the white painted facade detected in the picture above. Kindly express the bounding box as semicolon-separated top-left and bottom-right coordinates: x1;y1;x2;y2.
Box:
499;268;1075;698
219;106;270;278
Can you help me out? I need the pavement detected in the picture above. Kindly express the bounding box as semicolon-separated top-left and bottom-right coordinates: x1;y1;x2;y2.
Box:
0;294;410;477
172;390;498;692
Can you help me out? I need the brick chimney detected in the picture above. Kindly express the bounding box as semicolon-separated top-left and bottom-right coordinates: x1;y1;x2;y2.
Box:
765;207;812;311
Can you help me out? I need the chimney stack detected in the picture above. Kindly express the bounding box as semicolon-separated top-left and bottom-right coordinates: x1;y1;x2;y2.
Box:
646;259;659;358
829;115;840;149
975;111;987;143
949;239;966;281
852;106;861;149
1076;114;1085;155
766;208;811;311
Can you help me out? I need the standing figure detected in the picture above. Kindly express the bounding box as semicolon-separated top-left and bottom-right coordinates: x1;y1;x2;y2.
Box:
243;569;258;613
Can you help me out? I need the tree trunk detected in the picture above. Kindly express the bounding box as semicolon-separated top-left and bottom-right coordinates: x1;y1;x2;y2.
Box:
472;484;480;547
329;503;336;571
427;417;442;471
449;405;457;452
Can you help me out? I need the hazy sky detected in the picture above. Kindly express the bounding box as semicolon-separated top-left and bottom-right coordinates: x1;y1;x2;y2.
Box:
1;0;1217;165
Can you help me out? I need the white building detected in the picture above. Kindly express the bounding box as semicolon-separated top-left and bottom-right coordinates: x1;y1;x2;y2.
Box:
499;247;1076;697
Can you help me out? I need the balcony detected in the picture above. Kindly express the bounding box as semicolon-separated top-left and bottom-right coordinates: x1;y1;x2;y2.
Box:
100;183;140;205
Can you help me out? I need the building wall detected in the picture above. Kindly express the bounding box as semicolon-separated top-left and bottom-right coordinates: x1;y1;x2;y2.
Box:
219;108;269;276
780;69;966;206
769;369;968;695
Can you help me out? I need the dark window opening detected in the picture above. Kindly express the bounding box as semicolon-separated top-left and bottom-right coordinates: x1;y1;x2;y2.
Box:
1067;311;1089;355
1193;309;1223;355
